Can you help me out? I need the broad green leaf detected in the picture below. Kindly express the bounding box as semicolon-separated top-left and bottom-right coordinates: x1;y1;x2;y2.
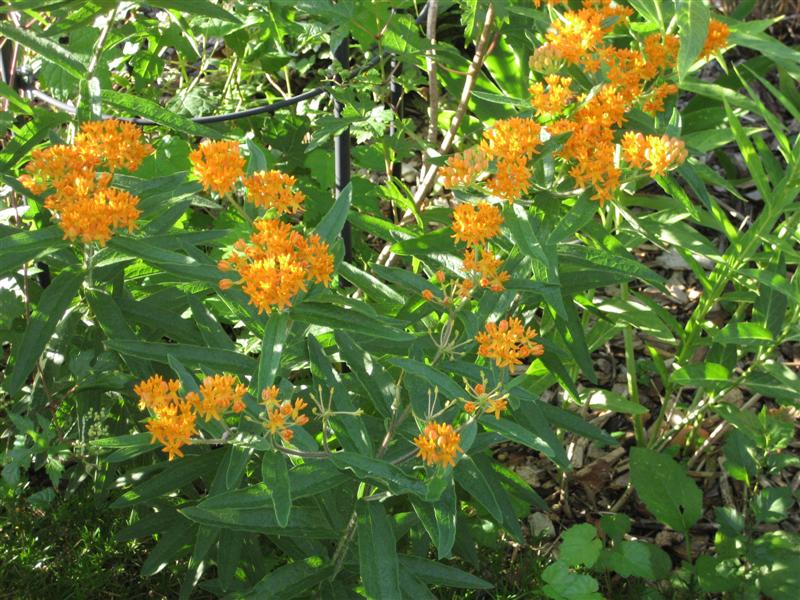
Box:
559;524;602;568
454;457;503;522
257;312;289;393
108;236;220;283
389;357;464;401
433;484;457;559
86;289;151;375
751;487;794;524
292;301;415;342
542;561;602;600
314;181;351;245
582;389;648;415
607;541;671;580
101;90;221;138
357;501;401;600
713;322;773;347
141;519;196;576
629;447;702;533
181;505;336;538
91;433;154;449
479;416;556;461
262;451;292;528
7;271;82;395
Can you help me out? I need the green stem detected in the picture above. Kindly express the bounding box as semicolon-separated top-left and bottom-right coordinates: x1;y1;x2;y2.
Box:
621;282;646;446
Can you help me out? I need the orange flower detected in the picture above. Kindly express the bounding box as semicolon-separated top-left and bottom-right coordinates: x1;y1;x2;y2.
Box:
463;247;510;292
262;390;309;439
486;156;532;202
244;170;306;214
464;401;477;414
480;117;541;162
221;218;334;314
134;376;196;461
621;132;687;177
452;201;503;246
189;140;245;195
439;148;489;189
702;19;729;59
413;421;463;467
487;397;508;420
529;74;574;116
422;289;434;301
643;33;679;73
75;119;153;172
134;375;182;412
642;83;678;115
476;317;544;369
190;374;247;421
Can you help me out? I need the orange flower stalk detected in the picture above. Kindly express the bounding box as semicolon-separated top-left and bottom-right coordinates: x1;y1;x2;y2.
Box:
414;421;463;467
476;317;544;369
452;201;503;246
244;170;306;214
439;148;490;189
702;19;730;59
219;218;334;314
189;140;245;195
75;120;153;172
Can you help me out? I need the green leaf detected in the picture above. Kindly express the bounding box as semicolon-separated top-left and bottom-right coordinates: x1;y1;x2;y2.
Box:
314;181;351;245
86;289;151;376
143;0;241;23
559;524;602;568
0;227;67;277
582;389;648;415
670;362;730;390
751;487;793;524
542;561;602;600
180;504;336;538
257;312;289;393
398;555;492;590
433;484;457;559
454;457;503;522
677;0;709;79
0;22;85;79
629;447;702;533
723;100;772;201
141;519;196;576
389;357;464;401
607;541;672;580
240;557;334;600
335;332;394;418
713;322;773;347
101;90;222;138
479;416;556;461
108;236;220;283
357;501;401;600
91;433;154;449
331;452;427;498
292;301;415;342
262;451;292;528
7;271;82;395
106;340;256;375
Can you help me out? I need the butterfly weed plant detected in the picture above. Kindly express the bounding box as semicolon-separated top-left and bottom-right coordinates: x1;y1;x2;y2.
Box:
1;0;799;598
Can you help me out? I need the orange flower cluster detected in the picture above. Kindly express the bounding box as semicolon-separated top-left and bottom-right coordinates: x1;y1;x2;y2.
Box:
451;201;503;246
413;421;463;467
19;120;150;245
261;385;309;442
463;382;509;420
529;74;574;117
134;373;246;460
476;317;544;369
189;140;246;195
75;120;154;172
244;170;306;214
703;19;730;58
439;147;489;189
186;374;247;422
463;247;509;292
218;218;334;314
621;132;688;177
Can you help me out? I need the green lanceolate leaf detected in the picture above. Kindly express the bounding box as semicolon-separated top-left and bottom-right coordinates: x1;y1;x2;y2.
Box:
107;340;256;375
143;0;241;23
0;22;86;79
629;447;702;533
101;90;222;138
7;271;82;395
677;0;709;79
262;451;292;528
239;558;335;600
398;555;492;590
389;357;465;401
257;312;289;393
0;227;67;277
357;500;401;600
335;332;395;417
315;181;351;245
332;452;427;498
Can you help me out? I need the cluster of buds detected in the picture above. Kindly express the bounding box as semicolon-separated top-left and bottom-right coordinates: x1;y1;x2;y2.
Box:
463;381;509;420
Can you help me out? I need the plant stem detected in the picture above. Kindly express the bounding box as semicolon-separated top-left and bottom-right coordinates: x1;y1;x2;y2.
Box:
622;282;646;446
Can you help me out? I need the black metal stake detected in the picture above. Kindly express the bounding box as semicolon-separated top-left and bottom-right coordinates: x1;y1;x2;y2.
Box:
389;56;403;223
333;37;353;267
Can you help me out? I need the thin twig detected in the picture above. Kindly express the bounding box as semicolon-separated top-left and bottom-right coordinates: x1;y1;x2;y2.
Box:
424;0;440;173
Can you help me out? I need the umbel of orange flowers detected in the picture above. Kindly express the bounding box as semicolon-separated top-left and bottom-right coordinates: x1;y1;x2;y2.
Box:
20;119;152;245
